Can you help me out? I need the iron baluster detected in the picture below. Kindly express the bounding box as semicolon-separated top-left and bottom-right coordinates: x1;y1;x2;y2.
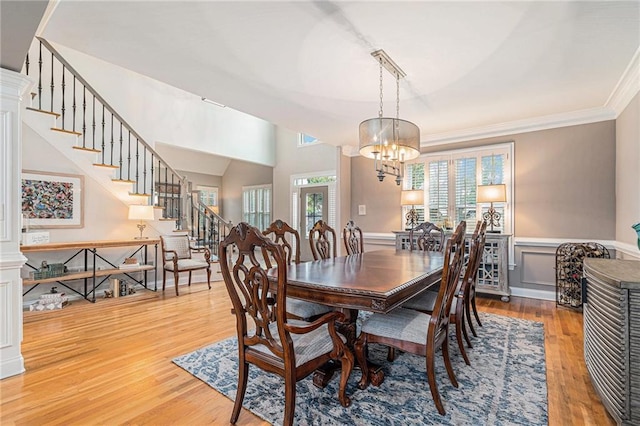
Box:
38;41;42;110
118;123;123;180
72;76;76;132
50;52;54;112
134;137;140;193
82;87;86;148
110;113;114;166
61;65;66;128
127;130;132;182
101;105;105;164
92;95;96;150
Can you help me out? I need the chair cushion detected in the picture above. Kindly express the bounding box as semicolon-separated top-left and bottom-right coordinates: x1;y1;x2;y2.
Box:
361;308;430;345
287;298;333;320
252;320;345;367
164;259;209;271
402;281;461;314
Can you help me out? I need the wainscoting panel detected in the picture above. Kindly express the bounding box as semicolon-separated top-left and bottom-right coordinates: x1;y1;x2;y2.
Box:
520;250;556;287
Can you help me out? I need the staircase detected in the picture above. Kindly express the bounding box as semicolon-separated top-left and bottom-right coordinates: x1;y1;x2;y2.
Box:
22;37;231;255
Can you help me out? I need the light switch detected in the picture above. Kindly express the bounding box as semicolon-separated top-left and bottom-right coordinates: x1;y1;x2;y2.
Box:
358;205;366;215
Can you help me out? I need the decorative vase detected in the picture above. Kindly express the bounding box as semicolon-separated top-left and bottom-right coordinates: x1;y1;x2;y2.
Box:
633;223;640;251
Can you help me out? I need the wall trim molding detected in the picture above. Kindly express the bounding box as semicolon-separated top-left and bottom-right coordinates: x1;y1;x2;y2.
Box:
513;237;617;249
605;46;640;116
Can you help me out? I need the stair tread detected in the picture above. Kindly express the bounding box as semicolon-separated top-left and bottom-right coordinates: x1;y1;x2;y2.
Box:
128;192;152;197
51;127;82;136
73;146;101;153
113;179;136;183
26;107;61;118
94;163;119;169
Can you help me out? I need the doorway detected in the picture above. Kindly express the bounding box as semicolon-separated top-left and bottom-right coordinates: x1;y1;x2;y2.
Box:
299;186;328;261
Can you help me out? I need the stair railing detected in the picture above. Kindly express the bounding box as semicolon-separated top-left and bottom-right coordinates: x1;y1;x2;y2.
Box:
24;37;186;221
187;191;232;256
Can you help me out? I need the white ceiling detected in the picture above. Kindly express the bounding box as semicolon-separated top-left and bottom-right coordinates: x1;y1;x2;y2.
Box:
40;1;640;151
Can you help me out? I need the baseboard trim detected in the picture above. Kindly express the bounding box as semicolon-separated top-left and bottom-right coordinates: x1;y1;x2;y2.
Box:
510;287;556;302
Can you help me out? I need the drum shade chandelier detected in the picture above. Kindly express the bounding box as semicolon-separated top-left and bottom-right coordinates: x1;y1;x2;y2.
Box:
359;50;420;185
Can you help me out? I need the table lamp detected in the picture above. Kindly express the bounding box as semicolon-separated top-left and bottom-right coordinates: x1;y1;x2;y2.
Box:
477;184;506;232
128;205;155;239
401;189;424;230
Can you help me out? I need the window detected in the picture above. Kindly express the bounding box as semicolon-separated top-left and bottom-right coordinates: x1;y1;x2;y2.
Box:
405;143;512;233
402;163;426;224
196;185;219;214
298;133;320;146
242;184;271;230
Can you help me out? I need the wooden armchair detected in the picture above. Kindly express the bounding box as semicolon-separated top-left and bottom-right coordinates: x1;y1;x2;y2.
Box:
309;220;337;260
220;222;353;425
342;220;364;255
409;222;445;252
262;219;332;321
160;234;213;296
354;221;467;415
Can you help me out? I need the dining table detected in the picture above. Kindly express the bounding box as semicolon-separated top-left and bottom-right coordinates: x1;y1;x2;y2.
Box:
268;248;446;387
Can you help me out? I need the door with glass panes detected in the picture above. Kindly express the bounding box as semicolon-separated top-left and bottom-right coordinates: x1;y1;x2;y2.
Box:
299;186;328;261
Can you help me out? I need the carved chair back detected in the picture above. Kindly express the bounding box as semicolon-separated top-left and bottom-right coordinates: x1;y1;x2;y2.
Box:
309;220;337;260
262;219;300;268
342;220;364;255
409;222;445;252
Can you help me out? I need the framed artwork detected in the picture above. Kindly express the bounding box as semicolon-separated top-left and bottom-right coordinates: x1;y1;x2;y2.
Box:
21;170;84;229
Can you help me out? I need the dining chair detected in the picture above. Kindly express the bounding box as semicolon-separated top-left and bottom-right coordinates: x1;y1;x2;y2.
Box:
409;221;445;252
354;220;467;415
160;234;213;296
403;220;486;365
465;221;487;336
343;219;364;255
309;220;337;260
262;219;332;321
220;222;354;425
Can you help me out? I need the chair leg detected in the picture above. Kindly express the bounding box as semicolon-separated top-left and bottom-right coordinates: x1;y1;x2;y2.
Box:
230;360;248;424
442;339;458;388
454;315;471;366
471;294;483;327
283;371;296;426
206;267;212;290
173;270;180;296
461;311;473;348
162;269;167;292
465;296;478;337
387;347;396;362
188;271;192;286
337;345;354;408
426;348;445;415
354;333;370;390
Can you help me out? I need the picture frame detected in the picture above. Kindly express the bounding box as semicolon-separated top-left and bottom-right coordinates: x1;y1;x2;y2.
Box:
21;170;84;229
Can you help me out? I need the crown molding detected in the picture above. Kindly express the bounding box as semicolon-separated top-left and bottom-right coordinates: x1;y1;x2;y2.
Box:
422;107;616;147
605;46;640;116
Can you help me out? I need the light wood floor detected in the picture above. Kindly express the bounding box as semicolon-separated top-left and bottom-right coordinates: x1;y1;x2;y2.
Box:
1;281;614;425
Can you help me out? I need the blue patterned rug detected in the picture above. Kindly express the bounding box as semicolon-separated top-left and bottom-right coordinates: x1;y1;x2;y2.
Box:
173;313;547;425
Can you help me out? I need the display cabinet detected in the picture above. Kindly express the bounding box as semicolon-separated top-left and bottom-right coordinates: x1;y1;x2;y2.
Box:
394;230;510;301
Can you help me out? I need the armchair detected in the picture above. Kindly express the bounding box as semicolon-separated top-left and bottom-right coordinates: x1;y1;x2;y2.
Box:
160;234;214;296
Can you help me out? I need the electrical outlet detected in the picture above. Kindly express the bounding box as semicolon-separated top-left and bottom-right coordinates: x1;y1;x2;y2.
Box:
358;205;366;215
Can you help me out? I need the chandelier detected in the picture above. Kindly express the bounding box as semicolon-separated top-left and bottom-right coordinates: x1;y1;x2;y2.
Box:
359;50;420;185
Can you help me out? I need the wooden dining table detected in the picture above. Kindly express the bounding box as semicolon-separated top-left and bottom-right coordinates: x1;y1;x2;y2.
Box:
268;248;446;387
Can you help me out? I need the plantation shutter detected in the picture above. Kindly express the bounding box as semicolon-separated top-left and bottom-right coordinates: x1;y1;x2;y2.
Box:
427;159;449;224
454;156;477;223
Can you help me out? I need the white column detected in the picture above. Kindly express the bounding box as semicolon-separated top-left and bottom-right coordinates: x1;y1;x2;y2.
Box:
0;68;32;379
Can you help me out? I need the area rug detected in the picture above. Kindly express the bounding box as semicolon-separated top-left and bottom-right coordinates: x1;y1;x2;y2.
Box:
173;313;547;425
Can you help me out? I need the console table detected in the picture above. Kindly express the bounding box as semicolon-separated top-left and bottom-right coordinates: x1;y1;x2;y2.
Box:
584;258;640;425
21;239;159;303
394;231;510;301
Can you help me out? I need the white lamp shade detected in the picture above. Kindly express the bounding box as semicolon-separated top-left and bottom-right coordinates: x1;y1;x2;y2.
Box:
477;184;507;203
401;189;424;206
128;205;155;221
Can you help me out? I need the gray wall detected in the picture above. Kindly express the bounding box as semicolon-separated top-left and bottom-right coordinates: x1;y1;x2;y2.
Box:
615;93;640;250
272;127;338;224
221;160;273;225
351;120;617;240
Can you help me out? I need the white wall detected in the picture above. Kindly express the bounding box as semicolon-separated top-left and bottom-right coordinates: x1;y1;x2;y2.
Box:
50;42;277;168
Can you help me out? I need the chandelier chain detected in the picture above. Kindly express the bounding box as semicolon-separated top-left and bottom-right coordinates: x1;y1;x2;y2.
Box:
378;59;384;118
396;72;400;120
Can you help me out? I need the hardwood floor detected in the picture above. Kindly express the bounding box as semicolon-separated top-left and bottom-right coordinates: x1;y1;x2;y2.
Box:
1;281;614;425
